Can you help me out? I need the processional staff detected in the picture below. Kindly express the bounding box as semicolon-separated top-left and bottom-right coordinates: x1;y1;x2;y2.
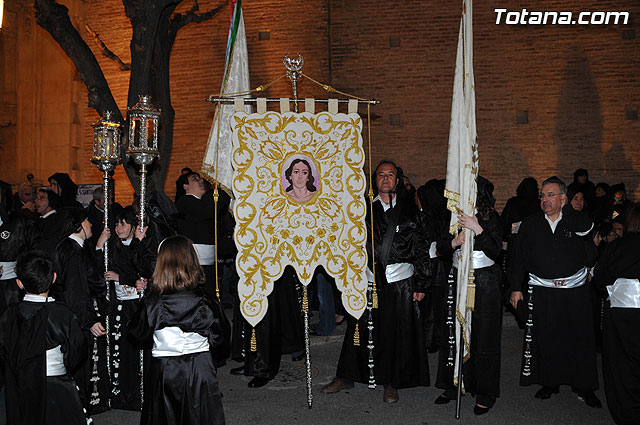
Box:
127;95;161;410
91;111;123;408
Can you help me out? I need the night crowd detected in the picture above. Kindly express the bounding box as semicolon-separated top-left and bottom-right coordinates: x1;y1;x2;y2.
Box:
0;166;637;425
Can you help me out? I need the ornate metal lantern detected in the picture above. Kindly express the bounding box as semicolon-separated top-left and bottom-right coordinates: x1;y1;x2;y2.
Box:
91;111;122;172
127;95;160;229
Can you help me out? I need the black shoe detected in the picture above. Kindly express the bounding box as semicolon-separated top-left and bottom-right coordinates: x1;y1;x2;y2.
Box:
230;365;245;375
248;377;271;388
434;395;452;405
474;405;490;416
578;392;602;408
535;386;559;400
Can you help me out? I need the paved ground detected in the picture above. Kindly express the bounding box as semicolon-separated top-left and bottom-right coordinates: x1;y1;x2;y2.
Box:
94;309;615;425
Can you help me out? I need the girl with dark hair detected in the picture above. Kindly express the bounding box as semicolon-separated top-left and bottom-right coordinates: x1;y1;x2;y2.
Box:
284;158;317;202
130;235;226;425
96;206;143;411
434;176;504;415
593;204;640;425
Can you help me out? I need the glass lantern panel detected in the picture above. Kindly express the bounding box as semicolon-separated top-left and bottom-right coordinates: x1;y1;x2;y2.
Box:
132;118;142;149
146;118;155;147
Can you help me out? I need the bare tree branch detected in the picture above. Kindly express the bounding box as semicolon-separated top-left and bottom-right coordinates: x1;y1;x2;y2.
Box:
170;0;228;34
85;24;131;71
33;0;122;121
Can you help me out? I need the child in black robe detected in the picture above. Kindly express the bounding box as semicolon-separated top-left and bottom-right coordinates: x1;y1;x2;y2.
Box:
0;250;87;425
130;235;225;425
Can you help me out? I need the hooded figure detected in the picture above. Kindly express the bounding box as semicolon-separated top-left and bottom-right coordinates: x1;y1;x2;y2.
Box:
48;173;80;208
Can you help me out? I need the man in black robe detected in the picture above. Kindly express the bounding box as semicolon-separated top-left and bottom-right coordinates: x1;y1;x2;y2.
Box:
322;160;431;403
175;172;230;300
33;189;65;256
508;176;601;408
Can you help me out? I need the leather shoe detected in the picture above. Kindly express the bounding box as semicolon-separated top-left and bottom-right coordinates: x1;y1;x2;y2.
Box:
474;405;490;415
578;391;602;408
434;394;452;405
321;379;354;394
383;386;399;403
248;377;270;388
535;386;559;400
230;365;245;376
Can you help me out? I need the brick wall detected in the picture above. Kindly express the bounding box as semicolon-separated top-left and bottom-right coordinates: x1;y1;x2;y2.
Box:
5;0;640;209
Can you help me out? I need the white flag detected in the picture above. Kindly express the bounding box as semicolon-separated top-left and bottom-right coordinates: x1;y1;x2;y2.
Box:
202;0;251;195
444;0;478;388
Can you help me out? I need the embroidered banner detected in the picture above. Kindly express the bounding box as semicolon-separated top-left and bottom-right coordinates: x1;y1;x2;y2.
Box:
232;111;368;327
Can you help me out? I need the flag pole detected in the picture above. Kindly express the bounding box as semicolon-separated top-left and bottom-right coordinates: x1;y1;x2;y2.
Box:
455;320;464;419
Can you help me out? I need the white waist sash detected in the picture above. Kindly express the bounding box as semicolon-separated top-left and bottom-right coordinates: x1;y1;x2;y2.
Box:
608;278;640;308
0;261;17;280
46;345;66;376
386;263;414;283
115;281;139;301
193;243;215;266
152;326;209;358
529;267;588;289
452;250;496;270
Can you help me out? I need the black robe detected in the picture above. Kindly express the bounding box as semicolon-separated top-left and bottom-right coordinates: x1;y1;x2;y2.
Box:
508;205;598;391
236;267;304;378
0;300;87;425
593;233;640;425
336;193;431;388
32;211;66;258
176;191;230;300
52;237;110;412
435;210;503;408
129;289;225;425
102;237;143;411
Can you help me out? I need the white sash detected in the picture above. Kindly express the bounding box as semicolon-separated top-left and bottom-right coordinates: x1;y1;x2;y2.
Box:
608;278;640;308
46;345;66;376
152;326;209;358
529;267;588;289
452;250;495;270
0;261;17;280
386;263;414;283
193;243;215;266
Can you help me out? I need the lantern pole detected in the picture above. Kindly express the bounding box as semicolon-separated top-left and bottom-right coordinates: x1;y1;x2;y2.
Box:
127;95;160;410
91;110;122;408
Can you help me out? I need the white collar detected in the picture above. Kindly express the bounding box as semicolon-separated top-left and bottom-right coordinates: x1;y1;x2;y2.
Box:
23;294;55;303
373;194;396;212
41;209;57;219
545;211;563;234
68;234;85;247
122;238;132;246
186;193;202;200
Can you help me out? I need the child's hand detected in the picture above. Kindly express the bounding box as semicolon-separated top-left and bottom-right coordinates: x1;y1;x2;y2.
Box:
105;271;119;281
135;278;148;291
135;225;148;241
90;322;106;337
97;228;111;249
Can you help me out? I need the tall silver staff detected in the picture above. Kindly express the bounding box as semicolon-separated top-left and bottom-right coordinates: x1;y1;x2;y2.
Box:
284;53;314;409
127;95;160;409
91;111;122;408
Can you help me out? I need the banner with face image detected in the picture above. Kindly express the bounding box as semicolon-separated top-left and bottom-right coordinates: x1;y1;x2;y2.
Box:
231;109;368;327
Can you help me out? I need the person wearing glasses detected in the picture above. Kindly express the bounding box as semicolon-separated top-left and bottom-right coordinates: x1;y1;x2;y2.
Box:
508;176;601;408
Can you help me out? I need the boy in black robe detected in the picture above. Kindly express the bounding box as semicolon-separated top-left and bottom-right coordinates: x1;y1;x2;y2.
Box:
0;250;87;425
